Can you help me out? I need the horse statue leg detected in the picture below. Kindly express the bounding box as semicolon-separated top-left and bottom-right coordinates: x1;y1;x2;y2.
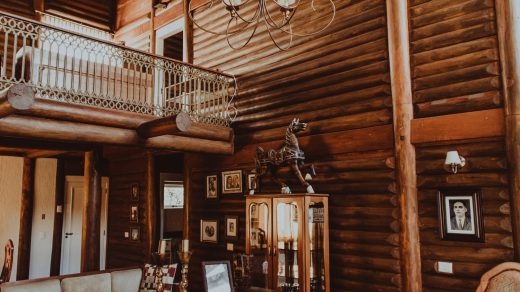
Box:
269;166;291;194
290;160;315;193
298;161;316;181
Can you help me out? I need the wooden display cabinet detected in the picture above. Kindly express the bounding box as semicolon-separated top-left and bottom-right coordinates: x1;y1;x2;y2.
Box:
245;194;329;292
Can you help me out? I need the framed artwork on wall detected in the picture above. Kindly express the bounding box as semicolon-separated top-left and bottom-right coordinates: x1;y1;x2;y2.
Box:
206;175;218;199
437;189;484;242
131;183;139;201
222;170;243;194
130;205;138;223
247;173;257;194
225;216;238;240
130;227;140;241
201;219;218;243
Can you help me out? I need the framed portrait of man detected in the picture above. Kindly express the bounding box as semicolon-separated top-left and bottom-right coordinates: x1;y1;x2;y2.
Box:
437;189;484;242
131;183;139;201
206;175;218;199
130;205;138;223
222;170;243;194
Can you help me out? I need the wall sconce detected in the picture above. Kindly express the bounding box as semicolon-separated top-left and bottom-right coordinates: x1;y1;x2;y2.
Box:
444;151;466;174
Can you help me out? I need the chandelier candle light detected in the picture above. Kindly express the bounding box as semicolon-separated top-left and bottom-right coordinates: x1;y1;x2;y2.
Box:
189;0;335;50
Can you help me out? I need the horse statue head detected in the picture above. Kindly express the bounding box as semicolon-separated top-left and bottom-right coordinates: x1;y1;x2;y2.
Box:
289;118;307;134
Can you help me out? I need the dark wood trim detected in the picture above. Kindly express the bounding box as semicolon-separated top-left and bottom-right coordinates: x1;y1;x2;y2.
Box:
81;149;102;272
496;0;520;260
50;158;65;276
146;151;156;261
16;158;35;280
386;0;422;291
411;109;505;145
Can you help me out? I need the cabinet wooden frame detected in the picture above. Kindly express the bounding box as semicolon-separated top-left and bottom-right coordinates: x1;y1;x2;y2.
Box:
245;194;330;292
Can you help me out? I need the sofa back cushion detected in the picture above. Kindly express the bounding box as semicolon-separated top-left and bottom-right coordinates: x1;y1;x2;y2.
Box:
0;279;60;292
111;268;142;292
61;273;111;292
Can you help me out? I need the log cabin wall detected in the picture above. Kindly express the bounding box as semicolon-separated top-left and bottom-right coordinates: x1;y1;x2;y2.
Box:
409;0;514;291
106;150;151;268
114;0;152;51
45;0;115;31
188;0;404;290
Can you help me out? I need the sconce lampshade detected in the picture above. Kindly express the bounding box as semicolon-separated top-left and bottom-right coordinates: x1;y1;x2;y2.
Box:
444;150;465;174
445;151;462;165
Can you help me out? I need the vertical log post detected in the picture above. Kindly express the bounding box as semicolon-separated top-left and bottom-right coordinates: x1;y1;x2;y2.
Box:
386;0;422;291
81;149;102;272
496;0;520;260
146;151;156;260
184;0;194;64
50;159;65;276
183;154;191;240
16;158;35;280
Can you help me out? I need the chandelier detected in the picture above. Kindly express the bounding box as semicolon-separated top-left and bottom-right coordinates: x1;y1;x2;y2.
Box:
189;0;335;50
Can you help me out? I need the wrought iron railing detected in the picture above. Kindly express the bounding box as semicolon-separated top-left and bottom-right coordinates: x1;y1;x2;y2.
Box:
0;12;235;126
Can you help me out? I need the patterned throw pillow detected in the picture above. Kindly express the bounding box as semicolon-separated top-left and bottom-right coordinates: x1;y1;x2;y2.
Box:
139;264;177;292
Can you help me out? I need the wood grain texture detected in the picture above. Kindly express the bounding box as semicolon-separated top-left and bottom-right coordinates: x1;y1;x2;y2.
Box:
495;0;520;261
411;109;505;144
16;158;34;280
81;149;102;272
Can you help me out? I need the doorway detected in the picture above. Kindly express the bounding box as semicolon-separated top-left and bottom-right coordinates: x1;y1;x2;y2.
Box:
60;176;109;275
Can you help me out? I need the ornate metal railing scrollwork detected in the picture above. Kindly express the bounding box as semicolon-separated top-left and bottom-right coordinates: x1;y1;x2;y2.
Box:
0;12;236;126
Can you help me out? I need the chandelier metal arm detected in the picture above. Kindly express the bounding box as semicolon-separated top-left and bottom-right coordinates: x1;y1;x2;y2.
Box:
226;17;259;50
276;0;335;36
189;0;335;50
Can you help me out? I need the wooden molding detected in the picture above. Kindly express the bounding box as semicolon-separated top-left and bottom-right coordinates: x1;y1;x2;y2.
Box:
154;2;183;30
411;109;505;145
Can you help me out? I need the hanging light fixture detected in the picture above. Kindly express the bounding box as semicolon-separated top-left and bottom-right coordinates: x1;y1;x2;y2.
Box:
189;0;336;50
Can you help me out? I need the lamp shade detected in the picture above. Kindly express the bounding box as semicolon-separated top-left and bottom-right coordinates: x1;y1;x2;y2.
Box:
445;151;462;165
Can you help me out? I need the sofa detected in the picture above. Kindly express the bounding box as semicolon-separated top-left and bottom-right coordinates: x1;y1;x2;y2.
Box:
0;267;143;292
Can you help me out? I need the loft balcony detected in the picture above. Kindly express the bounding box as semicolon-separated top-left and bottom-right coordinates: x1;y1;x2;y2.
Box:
0;11;235;154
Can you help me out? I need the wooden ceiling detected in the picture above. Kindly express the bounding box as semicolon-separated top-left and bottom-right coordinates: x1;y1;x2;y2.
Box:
45;0;116;31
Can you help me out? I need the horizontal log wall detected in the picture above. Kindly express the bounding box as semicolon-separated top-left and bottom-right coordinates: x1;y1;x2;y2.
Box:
191;0;402;290
416;141;513;291
106;149;150;268
409;0;503;118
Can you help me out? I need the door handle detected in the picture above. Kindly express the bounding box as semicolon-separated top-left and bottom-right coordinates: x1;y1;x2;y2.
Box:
65;232;73;236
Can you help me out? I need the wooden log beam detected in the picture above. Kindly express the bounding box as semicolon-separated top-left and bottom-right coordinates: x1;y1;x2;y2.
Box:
16;158;35;280
137;112;233;142
411;109;505;145
146;151;156;261
496;0;520;260
0;115;233;154
0;84;36;118
184;0;194;64
386;0;422;291
81;149;102;272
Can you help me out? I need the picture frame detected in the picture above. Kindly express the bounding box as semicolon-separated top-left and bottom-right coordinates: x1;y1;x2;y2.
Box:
130;227;140;241
200;219;218;243
130;205;139;223
222;170;243;194
201;261;234;292
247;173;257;193
437;189;484;242
206;175;218;199
131;183;139;201
225;216;238;240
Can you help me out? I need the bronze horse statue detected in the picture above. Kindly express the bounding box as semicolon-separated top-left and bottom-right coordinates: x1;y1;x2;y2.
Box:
255;118;316;194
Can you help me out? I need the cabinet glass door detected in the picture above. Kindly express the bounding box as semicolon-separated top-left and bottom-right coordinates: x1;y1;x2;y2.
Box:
308;201;326;292
275;201;302;292
249;202;270;289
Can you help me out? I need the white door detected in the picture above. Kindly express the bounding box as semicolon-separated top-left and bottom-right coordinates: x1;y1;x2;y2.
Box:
60;176;109;275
